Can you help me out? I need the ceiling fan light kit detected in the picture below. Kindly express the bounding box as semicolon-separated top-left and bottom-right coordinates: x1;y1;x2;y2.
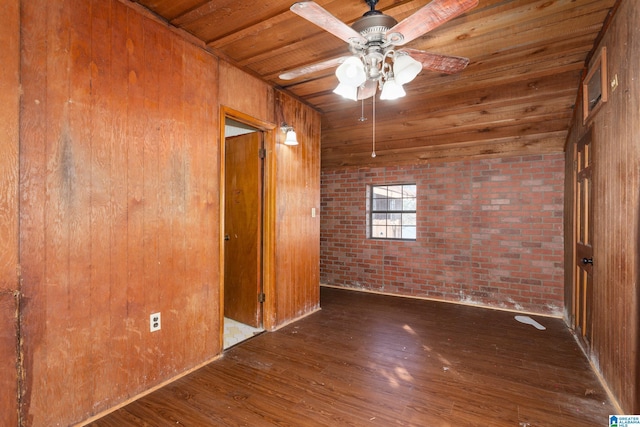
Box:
283;0;479;158
335;50;418;101
283;0;479;102
393;53;423;85
333;82;359;101
380;75;406;100
335;56;367;87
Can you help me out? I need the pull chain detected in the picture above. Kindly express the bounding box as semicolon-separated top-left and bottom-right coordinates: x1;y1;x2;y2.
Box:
371;94;377;158
358;98;367;122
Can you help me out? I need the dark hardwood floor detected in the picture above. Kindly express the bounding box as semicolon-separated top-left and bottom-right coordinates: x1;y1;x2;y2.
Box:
89;287;615;426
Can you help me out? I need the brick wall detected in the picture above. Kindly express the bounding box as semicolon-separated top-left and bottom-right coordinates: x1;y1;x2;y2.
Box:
320;154;565;315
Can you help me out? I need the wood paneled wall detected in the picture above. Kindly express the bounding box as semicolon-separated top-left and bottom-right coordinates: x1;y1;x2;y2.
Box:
564;0;639;413
0;293;19;426
218;61;274;124
0;0;20;290
217;69;321;330
273;91;321;325
0;0;20;424
20;0;220;424
16;1;321;424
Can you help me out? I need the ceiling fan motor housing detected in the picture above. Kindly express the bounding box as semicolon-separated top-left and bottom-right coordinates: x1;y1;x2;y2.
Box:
350;13;397;54
350;12;399;81
351;13;397;40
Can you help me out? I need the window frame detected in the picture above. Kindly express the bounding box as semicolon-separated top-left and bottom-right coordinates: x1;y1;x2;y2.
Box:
367;183;417;241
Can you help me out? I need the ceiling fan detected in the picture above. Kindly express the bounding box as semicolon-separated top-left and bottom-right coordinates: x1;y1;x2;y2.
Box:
279;0;478;101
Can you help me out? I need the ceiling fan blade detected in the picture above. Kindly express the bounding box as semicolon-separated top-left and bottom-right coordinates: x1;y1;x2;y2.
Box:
357;80;378;100
290;1;366;44
386;0;479;46
402;48;470;74
279;56;350;80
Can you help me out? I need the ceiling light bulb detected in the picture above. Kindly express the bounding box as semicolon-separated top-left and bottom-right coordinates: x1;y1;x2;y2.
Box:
335;56;367;87
393;54;422;85
380;77;406;100
333;82;358;101
284;129;298;146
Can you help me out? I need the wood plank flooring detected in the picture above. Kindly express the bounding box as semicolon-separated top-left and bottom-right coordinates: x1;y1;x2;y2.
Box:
89;287;615;426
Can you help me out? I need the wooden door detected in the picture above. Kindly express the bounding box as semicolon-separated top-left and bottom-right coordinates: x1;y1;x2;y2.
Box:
224;132;263;327
574;130;593;346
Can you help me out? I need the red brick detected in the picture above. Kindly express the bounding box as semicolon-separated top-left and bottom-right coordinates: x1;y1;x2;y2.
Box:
321;154;564;315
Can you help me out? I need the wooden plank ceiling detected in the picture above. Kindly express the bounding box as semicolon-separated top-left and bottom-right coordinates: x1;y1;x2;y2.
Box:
132;0;617;169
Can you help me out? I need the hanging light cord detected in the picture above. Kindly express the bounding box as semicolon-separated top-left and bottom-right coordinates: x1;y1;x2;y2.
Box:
371;94;377;158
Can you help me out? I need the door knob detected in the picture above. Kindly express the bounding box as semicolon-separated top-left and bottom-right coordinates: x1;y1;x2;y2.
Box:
224;234;230;241
582;257;593;265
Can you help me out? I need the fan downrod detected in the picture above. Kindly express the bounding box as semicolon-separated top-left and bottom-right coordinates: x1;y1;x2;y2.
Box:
363;0;380;16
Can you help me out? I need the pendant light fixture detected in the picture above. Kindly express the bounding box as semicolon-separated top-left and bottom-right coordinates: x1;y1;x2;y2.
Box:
280;123;299;146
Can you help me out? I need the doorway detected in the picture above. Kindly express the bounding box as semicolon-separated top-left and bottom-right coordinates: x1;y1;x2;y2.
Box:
223;120;263;348
220;109;276;350
573;129;593;348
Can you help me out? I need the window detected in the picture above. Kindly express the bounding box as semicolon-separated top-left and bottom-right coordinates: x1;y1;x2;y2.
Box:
582;46;607;123
369;184;416;240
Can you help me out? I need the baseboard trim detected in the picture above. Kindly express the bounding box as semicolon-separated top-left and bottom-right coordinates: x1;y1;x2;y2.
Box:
569;331;624;414
270;305;322;332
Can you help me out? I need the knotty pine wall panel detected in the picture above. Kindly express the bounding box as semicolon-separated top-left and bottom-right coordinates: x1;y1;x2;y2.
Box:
20;0;219;424
0;2;20;424
564;0;639;413
273;91;321;325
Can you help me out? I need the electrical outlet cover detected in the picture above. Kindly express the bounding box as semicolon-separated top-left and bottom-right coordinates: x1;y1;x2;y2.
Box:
150;312;161;332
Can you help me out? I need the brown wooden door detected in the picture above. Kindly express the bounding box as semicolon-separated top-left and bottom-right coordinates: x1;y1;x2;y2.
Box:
224;132;263;328
574;130;593;346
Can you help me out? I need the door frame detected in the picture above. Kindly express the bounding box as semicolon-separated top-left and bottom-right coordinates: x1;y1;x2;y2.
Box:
219;106;276;352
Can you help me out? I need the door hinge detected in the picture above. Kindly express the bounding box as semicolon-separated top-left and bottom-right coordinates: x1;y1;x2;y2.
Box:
258;292;265;303
258;148;266;159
